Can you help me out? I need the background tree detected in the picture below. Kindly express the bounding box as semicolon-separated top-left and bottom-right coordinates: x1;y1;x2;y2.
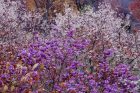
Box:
129;0;140;21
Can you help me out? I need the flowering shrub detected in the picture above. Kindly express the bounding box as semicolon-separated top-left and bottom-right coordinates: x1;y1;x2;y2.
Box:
0;0;140;93
0;0;48;45
0;30;138;92
53;2;140;70
0;0;20;44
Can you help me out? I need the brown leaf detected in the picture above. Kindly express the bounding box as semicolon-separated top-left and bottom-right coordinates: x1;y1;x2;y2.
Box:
32;63;39;70
26;0;36;12
11;85;15;91
3;85;8;92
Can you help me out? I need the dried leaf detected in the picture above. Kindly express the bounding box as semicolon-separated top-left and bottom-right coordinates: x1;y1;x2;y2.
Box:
26;0;36;12
11;85;15;91
40;63;44;70
16;63;23;69
21;73;31;82
3;85;8;92
32;63;39;70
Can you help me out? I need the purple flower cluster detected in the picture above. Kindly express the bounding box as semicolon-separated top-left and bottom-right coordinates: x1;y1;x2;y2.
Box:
0;0;140;92
0;30;138;93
